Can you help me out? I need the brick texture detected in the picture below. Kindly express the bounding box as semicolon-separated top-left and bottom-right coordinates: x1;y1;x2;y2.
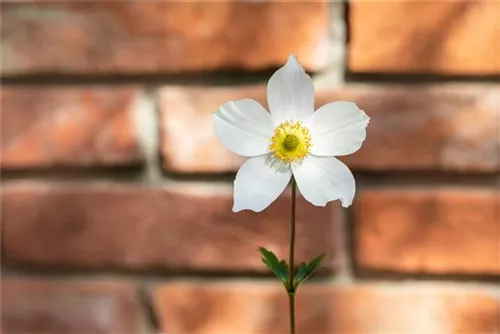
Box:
1;87;143;169
3;3;500;333
1;183;338;272
355;189;500;275
349;1;500;75
1;279;140;334
160;84;500;173
1;2;328;75
153;282;500;334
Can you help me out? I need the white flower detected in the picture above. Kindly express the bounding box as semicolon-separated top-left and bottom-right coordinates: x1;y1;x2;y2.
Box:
213;54;370;212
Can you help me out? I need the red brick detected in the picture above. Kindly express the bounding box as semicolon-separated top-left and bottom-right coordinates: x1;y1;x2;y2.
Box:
1;183;338;272
355;189;500;275
159;84;500;173
160;86;261;173
1;2;328;75
349;1;500;75
153;282;500;334
1;87;143;169
1;279;140;334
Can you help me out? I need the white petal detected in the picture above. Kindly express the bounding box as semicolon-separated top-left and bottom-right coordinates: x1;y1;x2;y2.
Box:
233;155;292;212
213;98;274;157
292;155;355;208
306;102;370;156
267;54;315;124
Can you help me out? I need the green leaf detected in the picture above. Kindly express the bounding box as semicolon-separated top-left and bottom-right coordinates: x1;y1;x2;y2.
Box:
258;247;288;286
294;253;327;290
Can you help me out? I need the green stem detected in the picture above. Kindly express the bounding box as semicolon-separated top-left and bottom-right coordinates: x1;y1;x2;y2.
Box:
289;293;295;334
288;177;297;334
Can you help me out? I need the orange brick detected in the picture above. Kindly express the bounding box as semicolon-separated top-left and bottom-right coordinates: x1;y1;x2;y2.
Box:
1;183;338;272
153;282;500;334
349;1;500;75
1;87;143;169
159;86;263;173
2;2;328;75
159;84;500;173
355;189;500;275
1;279;140;334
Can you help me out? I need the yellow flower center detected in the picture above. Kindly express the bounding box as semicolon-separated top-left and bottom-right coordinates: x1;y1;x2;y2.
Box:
269;121;311;163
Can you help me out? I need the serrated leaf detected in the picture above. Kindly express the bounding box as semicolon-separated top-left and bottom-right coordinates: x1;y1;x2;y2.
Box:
294;253;327;290
295;263;309;283
258;247;288;286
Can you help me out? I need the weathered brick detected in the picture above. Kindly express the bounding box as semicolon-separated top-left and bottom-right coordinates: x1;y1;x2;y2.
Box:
160;86;262;173
355;189;500;275
1;2;328;75
349;1;500;75
160;84;500;173
1;87;143;169
1;183;338;272
153;282;500;334
1;279;140;334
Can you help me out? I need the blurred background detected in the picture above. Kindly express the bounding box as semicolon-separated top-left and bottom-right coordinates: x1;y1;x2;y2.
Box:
1;1;499;334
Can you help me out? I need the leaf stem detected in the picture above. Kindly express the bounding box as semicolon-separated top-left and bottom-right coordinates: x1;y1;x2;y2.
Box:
288;177;297;334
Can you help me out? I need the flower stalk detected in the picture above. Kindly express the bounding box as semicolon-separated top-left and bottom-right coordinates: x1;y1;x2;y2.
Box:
288;177;297;334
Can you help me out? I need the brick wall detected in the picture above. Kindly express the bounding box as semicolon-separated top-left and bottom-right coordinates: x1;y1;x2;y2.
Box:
1;1;499;334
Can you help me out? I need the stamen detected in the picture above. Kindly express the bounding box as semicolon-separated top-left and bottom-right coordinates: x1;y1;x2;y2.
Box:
269;121;311;163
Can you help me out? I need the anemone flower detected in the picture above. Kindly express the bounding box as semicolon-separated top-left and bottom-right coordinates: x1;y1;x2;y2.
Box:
213;55;369;212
